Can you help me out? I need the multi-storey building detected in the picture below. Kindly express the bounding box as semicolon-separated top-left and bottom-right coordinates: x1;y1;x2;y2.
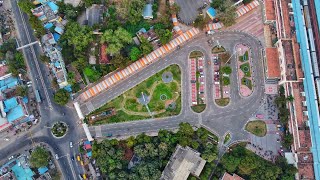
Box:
264;0;317;179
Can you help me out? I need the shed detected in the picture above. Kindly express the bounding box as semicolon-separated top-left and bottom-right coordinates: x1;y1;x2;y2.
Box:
207;7;217;19
38;167;48;175
53;33;61;42
143;4;153;19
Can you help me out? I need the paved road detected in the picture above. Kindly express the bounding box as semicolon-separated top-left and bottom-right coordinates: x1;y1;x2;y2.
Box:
2;0;84;179
82;31;265;144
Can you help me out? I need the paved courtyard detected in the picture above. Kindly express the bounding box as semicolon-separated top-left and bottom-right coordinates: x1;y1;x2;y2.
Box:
175;0;207;24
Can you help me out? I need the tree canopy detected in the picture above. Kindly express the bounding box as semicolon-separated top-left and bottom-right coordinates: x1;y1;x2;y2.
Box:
221;66;232;74
129;47;141;61
92;123;218;179
84;67;102;82
63;22;93;52
101;27;132;55
115;0;145;24
30;147;50;168
139;37;153;56
53;89;70;105
155;29;172;45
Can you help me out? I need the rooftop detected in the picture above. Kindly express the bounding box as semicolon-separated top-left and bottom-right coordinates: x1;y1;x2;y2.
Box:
143;4;153;19
207;7;217;19
264;0;276;21
282;40;297;81
100;44;109;64
160;145;206;180
265;48;280;78
221;172;244;180
0;76;18;93
0;65;9;77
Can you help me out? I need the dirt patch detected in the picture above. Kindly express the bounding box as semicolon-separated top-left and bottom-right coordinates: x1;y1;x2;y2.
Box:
158;0;167;16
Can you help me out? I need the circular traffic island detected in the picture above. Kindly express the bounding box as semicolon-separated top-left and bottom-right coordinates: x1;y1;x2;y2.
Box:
51;121;68;138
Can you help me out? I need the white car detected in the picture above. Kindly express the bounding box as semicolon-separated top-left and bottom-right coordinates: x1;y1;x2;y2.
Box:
69;142;73;148
55;154;59;159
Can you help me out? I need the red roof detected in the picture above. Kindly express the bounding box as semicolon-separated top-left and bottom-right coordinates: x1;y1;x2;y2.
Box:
84;144;92;150
0;65;8;77
265;0;276;21
265;48;280;78
100;44;110;64
221;172;244;180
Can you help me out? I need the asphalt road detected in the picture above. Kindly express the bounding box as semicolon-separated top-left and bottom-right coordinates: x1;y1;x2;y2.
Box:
2;0;84;179
81;31;265;145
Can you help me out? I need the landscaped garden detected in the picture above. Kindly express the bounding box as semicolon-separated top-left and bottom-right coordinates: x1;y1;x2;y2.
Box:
237;44;253;97
189;51;204;58
87;65;181;125
245;120;267;137
240;63;251;77
191;104;206;113
51;121;68;138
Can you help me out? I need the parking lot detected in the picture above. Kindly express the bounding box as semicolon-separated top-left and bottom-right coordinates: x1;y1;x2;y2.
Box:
175;0;207;24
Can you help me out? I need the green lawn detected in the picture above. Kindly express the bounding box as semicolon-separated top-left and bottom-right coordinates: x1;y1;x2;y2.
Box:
88;65;181;125
191;104;206;113
215;98;230;106
241;77;252;90
239;51;249;62
224;133;231;144
240;63;251;77
245;120;267;137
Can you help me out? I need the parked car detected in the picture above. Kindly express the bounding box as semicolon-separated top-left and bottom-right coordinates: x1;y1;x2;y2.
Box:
69;142;73;148
55;154;59;159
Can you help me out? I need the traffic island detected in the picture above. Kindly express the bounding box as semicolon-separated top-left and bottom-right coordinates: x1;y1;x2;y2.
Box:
223;133;231;144
189;51;206;113
51;121;68;138
245;120;267;137
212;46;231;107
236;44;254;97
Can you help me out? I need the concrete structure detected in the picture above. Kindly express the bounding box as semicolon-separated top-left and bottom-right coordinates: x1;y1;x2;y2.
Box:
160;145;206;180
143;4;153;20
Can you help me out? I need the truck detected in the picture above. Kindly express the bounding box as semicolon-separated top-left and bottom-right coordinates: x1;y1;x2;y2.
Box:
35;90;41;103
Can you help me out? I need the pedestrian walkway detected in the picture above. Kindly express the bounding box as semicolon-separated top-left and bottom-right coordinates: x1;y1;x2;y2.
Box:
77;28;200;103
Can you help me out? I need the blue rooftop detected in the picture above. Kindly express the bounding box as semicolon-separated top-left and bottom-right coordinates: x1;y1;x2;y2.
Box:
7;105;25;123
64;84;72;93
54;26;63;34
87;151;92;157
4;97;18;112
292;0;320;179
314;0;320;30
11;161;34;180
38;167;48;175
53;33;61;42
47;2;59;13
0;76;18;92
143;4;153;18
44;23;53;29
207;7;216;19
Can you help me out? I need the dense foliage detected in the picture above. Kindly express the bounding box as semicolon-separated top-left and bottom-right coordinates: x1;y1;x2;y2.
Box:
211;0;236;27
214;146;297;180
53;89;70;105
92;123;218;179
30;147;50;168
100;27;132;55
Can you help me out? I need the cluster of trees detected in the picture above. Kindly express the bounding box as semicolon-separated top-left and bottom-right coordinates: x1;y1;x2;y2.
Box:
215;146;297;180
84;67;102;82
100;27;132;55
18;0;45;38
274;86;294;148
115;0;145;25
211;0;237;27
0;40;26;76
92;123;218;179
30;147;50;168
53;89;70;105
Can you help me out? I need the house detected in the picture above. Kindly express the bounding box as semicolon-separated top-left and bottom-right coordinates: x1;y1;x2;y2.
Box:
207;7;217;19
220;172;244;180
143;4;153;20
99;44;110;64
31;2;59;23
41;33;68;88
160;145;206;180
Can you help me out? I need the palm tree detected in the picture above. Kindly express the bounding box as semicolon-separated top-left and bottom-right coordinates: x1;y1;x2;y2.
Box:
286;95;294;102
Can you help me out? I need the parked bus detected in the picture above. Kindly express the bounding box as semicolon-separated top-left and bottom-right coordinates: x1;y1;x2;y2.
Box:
35;90;41;103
